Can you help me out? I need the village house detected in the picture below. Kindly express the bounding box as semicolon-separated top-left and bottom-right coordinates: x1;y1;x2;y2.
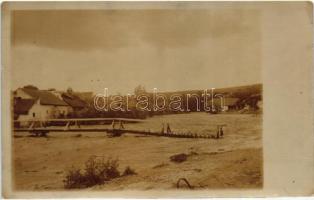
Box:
222;97;240;111
13;86;72;121
46;88;91;112
74;91;94;107
210;97;240;112
60;88;90;117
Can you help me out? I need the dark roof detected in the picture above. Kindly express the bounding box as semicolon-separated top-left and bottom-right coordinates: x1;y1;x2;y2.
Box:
224;98;240;106
250;94;262;99
14;98;36;114
74;92;94;100
21;88;68;106
61;93;87;108
239;94;262;104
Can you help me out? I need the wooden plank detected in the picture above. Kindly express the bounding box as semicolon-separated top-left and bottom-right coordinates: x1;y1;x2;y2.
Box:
14;118;145;123
14;122;226;140
13;128;219;139
14;128;110;132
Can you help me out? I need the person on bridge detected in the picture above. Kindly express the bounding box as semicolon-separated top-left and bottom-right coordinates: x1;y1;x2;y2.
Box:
166;123;172;134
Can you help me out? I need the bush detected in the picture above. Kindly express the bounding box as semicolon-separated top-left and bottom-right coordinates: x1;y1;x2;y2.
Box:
122;166;137;176
63;168;85;189
63;156;121;189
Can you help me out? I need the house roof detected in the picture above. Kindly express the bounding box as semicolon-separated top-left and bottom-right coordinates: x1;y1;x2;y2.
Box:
21;88;68;106
74;92;94;101
61;93;87;108
238;94;262;104
14;98;36;114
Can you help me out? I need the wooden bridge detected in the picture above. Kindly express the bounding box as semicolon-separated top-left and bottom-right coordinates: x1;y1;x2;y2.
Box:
14;118;226;139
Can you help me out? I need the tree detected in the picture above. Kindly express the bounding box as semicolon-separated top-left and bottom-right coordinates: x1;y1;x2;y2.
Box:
134;85;146;96
67;87;74;95
23;85;38;90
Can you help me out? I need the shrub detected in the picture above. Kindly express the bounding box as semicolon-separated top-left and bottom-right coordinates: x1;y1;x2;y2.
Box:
122;166;137;176
63;167;85;189
63;156;121;189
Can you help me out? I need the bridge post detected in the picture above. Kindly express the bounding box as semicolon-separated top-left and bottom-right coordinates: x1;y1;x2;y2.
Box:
111;120;115;129
161;123;165;135
28;121;35;130
166;123;172;134
64;121;71;131
119;121;125;129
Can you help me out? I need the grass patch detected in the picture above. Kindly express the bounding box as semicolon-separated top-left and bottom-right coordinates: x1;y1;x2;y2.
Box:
64;156;132;189
122;166;137;176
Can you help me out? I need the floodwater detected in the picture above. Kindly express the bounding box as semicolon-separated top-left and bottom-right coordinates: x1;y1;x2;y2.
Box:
13;112;263;190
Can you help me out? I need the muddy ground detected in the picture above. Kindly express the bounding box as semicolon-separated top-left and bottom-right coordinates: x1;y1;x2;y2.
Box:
13;113;263;190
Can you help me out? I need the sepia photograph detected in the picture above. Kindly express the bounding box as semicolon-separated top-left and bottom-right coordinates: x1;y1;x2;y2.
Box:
1;1;313;198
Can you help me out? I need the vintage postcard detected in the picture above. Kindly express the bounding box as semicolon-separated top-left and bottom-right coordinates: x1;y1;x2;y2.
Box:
1;2;313;198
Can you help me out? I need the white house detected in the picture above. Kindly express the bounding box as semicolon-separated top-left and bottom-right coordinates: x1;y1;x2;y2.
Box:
14;86;72;121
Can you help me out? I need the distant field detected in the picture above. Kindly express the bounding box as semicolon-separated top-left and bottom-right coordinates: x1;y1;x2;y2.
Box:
13;112;263;190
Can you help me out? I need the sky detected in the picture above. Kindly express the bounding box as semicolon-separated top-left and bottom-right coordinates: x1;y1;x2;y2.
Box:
11;9;261;95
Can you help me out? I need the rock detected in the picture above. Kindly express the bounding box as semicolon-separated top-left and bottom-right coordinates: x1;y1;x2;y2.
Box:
170;153;188;163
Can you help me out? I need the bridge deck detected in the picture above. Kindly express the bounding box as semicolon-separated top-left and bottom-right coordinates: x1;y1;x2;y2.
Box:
14;118;144;123
13;118;225;139
14;128;222;139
